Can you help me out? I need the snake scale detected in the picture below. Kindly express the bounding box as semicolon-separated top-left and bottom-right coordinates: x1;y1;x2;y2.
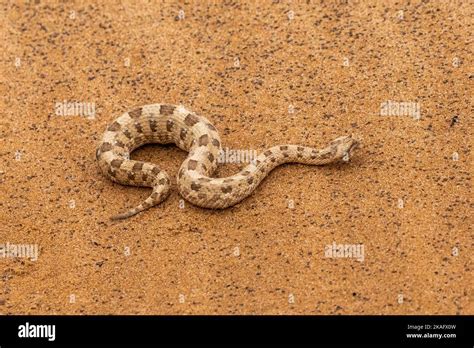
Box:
96;104;360;220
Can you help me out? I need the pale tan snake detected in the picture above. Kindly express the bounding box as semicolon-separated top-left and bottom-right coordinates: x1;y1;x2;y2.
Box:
96;104;360;220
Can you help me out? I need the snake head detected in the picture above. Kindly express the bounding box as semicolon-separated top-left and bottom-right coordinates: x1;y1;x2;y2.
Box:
330;135;361;161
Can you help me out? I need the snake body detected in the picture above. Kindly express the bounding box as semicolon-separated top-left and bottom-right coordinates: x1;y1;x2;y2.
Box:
96;104;360;220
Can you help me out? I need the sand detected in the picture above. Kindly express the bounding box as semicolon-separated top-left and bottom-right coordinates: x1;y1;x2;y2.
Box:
0;1;471;314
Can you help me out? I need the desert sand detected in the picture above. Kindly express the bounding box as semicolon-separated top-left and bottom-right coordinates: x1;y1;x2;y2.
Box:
0;1;471;314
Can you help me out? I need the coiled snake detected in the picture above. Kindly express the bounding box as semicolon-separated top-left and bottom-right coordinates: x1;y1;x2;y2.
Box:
96;104;360;220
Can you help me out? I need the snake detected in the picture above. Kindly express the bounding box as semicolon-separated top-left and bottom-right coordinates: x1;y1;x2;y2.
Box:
96;104;361;220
